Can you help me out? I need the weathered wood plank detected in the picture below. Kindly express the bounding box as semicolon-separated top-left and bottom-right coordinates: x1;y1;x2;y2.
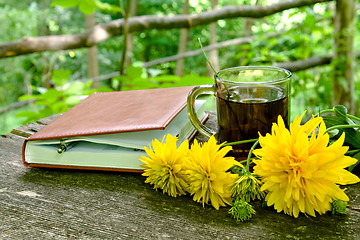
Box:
1;113;360;239
10;122;46;138
8;114;61;138
36;113;61;125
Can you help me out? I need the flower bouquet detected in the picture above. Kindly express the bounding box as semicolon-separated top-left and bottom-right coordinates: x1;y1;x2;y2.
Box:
140;106;360;222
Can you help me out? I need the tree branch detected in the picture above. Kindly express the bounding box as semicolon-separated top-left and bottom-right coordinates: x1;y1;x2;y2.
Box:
142;30;287;68
0;0;332;58
0;99;36;114
276;55;332;72
277;51;360;72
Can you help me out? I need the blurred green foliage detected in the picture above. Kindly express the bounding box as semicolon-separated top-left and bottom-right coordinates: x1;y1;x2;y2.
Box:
111;66;213;91
16;69;112;123
0;0;359;134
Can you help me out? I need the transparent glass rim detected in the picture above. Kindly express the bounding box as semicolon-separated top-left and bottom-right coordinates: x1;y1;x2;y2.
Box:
215;66;292;85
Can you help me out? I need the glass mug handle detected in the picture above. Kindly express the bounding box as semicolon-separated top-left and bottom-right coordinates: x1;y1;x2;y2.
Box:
187;85;216;138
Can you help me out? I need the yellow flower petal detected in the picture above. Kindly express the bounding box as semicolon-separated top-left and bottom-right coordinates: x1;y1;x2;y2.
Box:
140;134;189;197
254;111;360;218
184;135;238;209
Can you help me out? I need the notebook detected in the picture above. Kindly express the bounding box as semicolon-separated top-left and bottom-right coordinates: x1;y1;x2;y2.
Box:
22;86;208;172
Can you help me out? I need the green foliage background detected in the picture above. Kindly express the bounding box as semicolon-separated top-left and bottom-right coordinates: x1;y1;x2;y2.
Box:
0;0;359;134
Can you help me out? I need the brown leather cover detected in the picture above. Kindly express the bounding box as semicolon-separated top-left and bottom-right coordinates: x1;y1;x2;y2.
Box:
22;86;196;172
27;86;194;141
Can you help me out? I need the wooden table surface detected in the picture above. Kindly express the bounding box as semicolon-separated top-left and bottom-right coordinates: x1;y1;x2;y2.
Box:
1;113;359;239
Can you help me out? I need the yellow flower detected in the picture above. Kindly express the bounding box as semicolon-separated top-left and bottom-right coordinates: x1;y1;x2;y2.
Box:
253;111;360;218
140;134;189;197
184;135;240;210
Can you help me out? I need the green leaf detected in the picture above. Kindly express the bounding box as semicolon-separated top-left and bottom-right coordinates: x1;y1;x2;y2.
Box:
95;0;123;14
323;115;360;149
52;0;97;14
35;89;63;104
18;94;39;101
176;74;213;87
64;95;81;106
348;152;360;172
50;101;66;113
304;14;316;28
152;75;181;83
94;86;113;92
323;115;347;129
343;130;360;149
52;69;71;86
83;80;93;90
124;77;156;90
126;66;144;79
64;81;85;95
112;75;130;89
327;129;340;138
16;111;39;118
78;0;97;14
51;0;80;8
333;105;348;122
38;108;55;118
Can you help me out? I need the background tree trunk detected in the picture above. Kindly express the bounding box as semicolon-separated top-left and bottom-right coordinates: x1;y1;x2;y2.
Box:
119;0;131;78
39;0;52;89
240;0;259;65
125;0;138;67
85;13;99;88
208;0;220;75
175;0;189;77
332;0;356;113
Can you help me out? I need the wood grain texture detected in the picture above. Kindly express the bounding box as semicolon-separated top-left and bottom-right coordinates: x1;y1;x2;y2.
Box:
1;112;359;239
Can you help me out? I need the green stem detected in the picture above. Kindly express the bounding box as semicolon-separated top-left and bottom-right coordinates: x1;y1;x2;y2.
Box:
198;38;218;75
315;109;334;117
316;108;360;122
346;149;360;155
245;139;259;173
223;138;258;146
238;159;248;165
325;125;360;134
347;114;360;122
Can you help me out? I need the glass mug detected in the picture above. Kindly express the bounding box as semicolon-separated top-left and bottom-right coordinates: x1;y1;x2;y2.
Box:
187;66;291;158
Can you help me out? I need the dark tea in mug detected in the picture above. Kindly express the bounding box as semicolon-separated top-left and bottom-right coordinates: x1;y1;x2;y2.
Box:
216;85;289;157
187;66;291;159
